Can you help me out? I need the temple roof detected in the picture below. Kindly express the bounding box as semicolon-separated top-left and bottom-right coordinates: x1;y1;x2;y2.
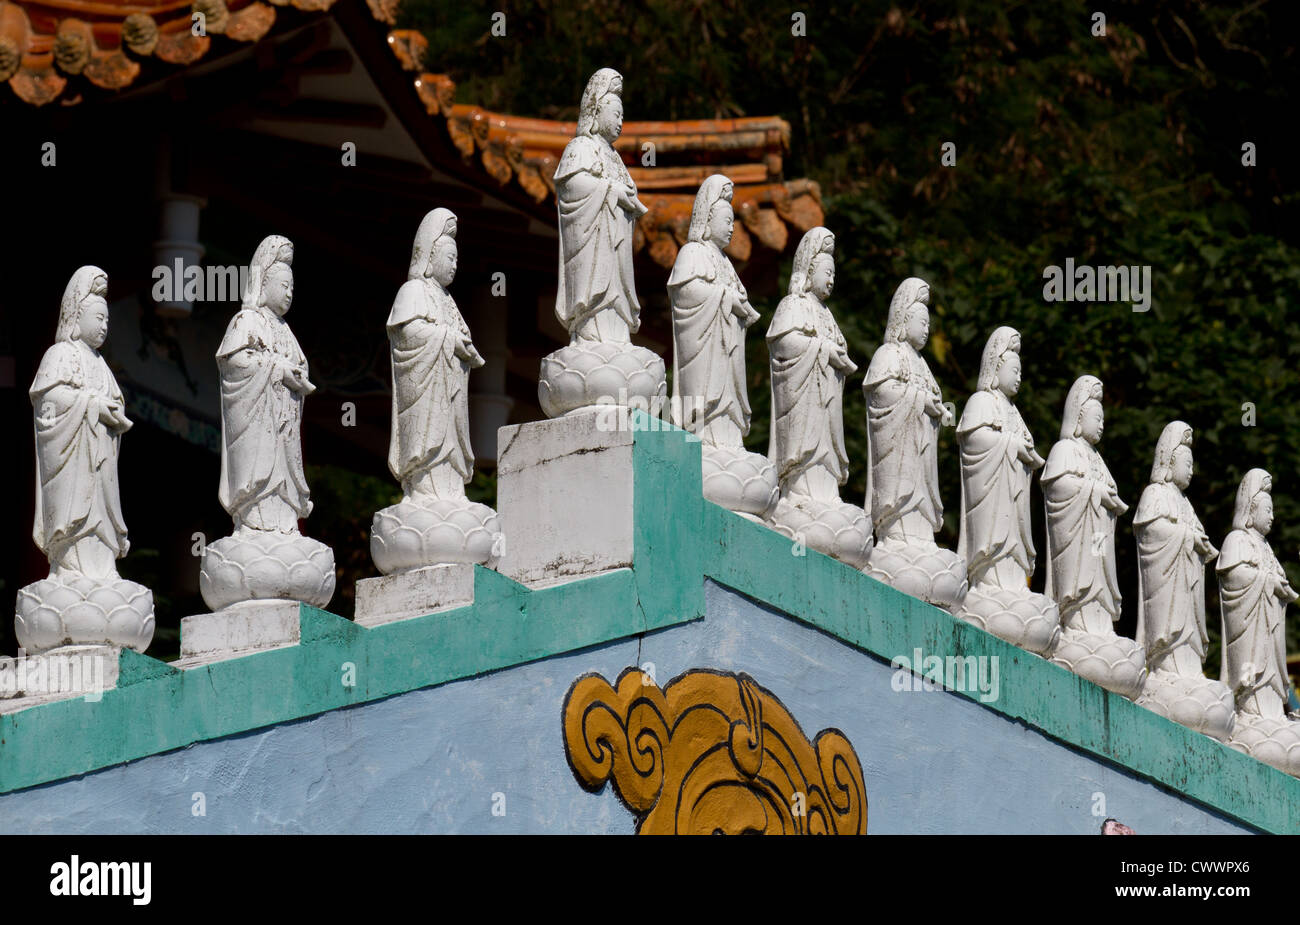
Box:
0;0;823;267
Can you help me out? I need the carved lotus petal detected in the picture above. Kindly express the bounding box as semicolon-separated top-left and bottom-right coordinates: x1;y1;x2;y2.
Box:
538;342;666;418
863;539;968;612
957;583;1059;656
769;496;872;569
1138;670;1235;741
200;532;335;610
1050;626;1147;699
702;445;779;520
371;498;501;574
14;576;155;654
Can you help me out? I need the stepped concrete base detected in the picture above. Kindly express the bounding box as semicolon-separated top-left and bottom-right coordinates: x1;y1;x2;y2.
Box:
0;645;120;714
496;412;637;586
355;564;476;627
178;600;302;667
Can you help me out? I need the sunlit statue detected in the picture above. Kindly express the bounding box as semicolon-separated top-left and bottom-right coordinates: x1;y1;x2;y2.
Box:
861;278;966;608
14;266;154;658
1042;376;1146;697
199;235;335;612
538;67;666;418
766;227;871;565
1219;469;1300;773
1132;422;1234;740
668;174;778;520
955;326;1058;655
370;209;502;574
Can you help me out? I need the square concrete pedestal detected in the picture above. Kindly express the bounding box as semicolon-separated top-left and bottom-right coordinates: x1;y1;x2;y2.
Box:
177;600;303;667
354;563;475;627
0;645;121;714
496;410;637;586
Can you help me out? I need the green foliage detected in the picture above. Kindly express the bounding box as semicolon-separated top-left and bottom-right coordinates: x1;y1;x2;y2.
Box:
401;0;1300;661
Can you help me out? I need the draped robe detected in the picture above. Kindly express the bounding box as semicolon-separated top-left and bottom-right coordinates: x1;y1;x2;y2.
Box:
668;240;750;444
1042;437;1122;634
864;342;944;541
30;339;128;578
1218;528;1290;716
554;134;640;343
957;389;1037;586
217;307;311;532
387;278;477;497
767;293;849;500
1134;482;1209;676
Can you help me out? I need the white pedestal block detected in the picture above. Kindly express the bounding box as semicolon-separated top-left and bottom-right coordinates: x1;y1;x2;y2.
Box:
355;564;475;627
496;411;635;585
178;600;302;666
0;645;120;714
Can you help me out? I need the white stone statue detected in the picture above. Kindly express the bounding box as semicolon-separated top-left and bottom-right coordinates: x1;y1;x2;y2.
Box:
765;227;871;565
1042;376;1146;697
861;278;966;609
955;326;1058;655
668;175;777;521
538;67;666;419
370;209;503;574
1218;469;1300;773
1132;422;1234;740
199;235;335;612
14;266;154;658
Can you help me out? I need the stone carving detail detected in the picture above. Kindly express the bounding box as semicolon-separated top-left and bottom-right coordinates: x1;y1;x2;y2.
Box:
538;68;667;418
563;668;867;834
1218;469;1300;773
668;175;777;520
955;327;1059;655
1132;422;1234;740
200;235;335;610
765;227;870;564
370;209;502;573
1043;376;1146;698
861;278;966;607
15;266;154;656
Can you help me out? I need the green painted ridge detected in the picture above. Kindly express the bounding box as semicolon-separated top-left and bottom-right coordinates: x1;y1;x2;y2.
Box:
698;500;1297;834
0;566;655;795
1;412;1294;834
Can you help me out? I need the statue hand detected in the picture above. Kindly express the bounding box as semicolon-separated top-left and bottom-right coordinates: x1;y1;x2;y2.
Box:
96;396;120;428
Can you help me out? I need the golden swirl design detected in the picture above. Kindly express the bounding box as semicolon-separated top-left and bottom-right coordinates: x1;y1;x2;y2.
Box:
563;668;867;834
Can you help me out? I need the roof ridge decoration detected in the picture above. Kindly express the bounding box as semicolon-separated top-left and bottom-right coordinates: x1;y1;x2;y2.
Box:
0;0;331;105
2;0;823;266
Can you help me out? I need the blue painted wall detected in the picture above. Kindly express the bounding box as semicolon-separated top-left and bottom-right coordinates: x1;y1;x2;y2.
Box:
0;580;1254;834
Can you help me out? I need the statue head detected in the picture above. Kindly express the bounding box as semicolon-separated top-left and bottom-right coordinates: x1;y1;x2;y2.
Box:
977;326;1022;396
409;208;458;286
242;235;294;314
577;68;624;142
57;265;110;348
788;227;835;298
689;175;735;247
809;252;835;301
1060;375;1105;444
884;277;930;350
1233;468;1274;535
1150;421;1193;488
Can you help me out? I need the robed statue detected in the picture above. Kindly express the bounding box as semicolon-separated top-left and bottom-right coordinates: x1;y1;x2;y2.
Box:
216;235;315;535
555;67;647;345
30;266;132;580
387;208;485;503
